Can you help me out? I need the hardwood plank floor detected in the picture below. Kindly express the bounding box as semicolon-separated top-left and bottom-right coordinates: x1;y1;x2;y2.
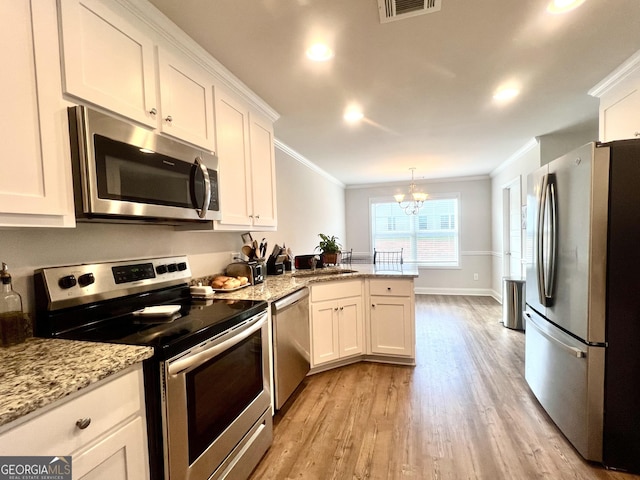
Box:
249;295;640;479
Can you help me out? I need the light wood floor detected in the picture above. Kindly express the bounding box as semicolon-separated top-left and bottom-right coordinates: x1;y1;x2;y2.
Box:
249;295;640;479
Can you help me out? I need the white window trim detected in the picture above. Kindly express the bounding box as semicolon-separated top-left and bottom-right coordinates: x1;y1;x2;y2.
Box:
369;192;461;268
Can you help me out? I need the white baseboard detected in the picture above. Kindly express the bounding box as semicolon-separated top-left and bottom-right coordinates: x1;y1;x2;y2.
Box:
414;287;496;297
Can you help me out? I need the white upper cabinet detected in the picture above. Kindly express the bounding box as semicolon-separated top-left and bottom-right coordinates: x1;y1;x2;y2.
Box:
0;0;74;227
590;49;640;142
156;46;215;150
58;0;216;151
58;0;158;128
214;87;277;230
249;110;278;227
215;88;252;226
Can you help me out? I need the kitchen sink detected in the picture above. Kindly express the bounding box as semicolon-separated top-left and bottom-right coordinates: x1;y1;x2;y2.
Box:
292;268;357;277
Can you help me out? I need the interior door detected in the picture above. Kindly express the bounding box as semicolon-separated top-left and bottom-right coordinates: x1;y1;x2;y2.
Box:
503;178;523;278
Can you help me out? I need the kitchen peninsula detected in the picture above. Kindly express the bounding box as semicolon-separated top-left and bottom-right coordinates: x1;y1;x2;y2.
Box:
203;264;419;372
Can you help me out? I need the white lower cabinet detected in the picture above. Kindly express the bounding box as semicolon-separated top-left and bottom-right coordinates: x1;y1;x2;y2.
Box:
0;365;149;480
310;281;364;367
309;278;416;370
368;279;415;358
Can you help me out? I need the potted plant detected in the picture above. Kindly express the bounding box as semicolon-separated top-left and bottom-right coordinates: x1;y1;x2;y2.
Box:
316;233;342;266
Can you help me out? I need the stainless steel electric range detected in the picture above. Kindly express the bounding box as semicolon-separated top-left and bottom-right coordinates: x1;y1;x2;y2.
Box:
34;256;272;480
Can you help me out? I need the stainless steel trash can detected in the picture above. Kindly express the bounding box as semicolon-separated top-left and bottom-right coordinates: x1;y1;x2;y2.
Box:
502;277;525;330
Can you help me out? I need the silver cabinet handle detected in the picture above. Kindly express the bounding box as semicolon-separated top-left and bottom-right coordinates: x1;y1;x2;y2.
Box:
334;307;339;311
165;115;173;124
149;108;157;116
340;306;344;311
76;418;91;430
255;214;260;219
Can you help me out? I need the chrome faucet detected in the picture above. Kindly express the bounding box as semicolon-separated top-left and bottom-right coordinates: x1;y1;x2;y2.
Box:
311;255;320;271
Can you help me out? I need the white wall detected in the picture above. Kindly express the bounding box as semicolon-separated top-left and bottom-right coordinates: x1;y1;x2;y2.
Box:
0;144;345;315
489;142;540;299
345;176;493;295
258;146;346;259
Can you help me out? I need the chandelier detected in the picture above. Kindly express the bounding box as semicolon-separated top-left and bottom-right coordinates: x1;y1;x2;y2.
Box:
394;168;428;215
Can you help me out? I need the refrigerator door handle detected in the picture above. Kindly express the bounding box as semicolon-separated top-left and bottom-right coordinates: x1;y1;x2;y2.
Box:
525;312;586;358
536;175;549;304
536;174;558;307
546;176;558;303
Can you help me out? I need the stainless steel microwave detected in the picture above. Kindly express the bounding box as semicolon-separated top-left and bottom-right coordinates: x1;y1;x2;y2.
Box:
68;105;220;224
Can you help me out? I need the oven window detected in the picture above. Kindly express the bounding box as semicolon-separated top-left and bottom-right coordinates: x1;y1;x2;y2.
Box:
186;330;263;463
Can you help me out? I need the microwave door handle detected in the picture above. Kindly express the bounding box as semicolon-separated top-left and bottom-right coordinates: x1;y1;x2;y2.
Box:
193;156;211;219
536;174;549;305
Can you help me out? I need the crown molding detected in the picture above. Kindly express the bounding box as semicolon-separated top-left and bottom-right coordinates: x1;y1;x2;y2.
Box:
274;139;345;188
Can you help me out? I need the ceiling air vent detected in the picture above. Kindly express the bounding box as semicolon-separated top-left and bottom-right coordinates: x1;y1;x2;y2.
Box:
377;0;442;23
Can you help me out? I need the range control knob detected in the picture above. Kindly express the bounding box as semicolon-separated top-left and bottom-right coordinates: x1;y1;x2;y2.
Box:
58;275;77;289
78;272;95;288
177;262;187;271
167;263;178;273
156;264;168;275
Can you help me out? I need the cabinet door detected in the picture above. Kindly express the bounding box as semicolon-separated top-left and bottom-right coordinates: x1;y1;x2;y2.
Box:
311;301;339;366
156;47;215;150
601;86;640;141
370;296;414;357
0;0;74;227
249;111;277;227
338;298;363;358
58;0;157;128
214;88;252;226
73;416;149;480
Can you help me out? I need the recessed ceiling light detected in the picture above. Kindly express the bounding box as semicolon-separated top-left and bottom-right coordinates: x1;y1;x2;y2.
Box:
306;43;334;62
547;0;586;14
344;109;364;123
493;86;520;102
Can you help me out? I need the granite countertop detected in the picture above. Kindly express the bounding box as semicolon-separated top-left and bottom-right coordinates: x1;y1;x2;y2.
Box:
0;338;153;428
207;263;419;302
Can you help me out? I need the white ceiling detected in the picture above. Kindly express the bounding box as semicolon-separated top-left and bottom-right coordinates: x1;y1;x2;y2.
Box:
147;0;640;186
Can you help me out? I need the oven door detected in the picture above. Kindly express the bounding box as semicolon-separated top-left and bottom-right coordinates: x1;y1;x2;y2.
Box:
163;310;272;480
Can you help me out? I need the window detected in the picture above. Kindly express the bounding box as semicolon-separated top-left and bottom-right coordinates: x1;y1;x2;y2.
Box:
371;195;459;267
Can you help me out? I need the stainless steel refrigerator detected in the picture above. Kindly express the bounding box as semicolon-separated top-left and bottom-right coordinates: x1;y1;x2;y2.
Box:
525;139;640;473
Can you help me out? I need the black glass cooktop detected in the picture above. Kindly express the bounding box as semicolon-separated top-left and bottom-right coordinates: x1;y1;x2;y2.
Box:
38;286;267;359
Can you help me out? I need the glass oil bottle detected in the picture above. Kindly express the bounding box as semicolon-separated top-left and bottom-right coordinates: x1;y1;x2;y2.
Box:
0;263;26;347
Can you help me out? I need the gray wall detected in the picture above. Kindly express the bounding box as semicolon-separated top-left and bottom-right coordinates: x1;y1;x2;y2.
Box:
345;176;493;295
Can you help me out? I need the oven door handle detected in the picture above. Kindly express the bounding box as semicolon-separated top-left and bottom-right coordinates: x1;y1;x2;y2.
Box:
168;312;266;376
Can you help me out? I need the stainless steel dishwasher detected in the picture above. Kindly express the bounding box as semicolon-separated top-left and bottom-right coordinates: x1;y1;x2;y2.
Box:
271;287;310;410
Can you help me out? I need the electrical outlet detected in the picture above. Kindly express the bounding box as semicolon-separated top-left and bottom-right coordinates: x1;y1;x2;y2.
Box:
473;273;479;281
230;252;240;262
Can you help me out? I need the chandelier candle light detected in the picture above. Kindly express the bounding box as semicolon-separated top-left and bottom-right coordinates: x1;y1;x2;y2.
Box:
394;168;428;215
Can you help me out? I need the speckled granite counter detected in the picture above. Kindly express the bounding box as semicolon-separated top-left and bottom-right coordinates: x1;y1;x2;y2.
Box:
0;338;153;428
205;264;419;302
